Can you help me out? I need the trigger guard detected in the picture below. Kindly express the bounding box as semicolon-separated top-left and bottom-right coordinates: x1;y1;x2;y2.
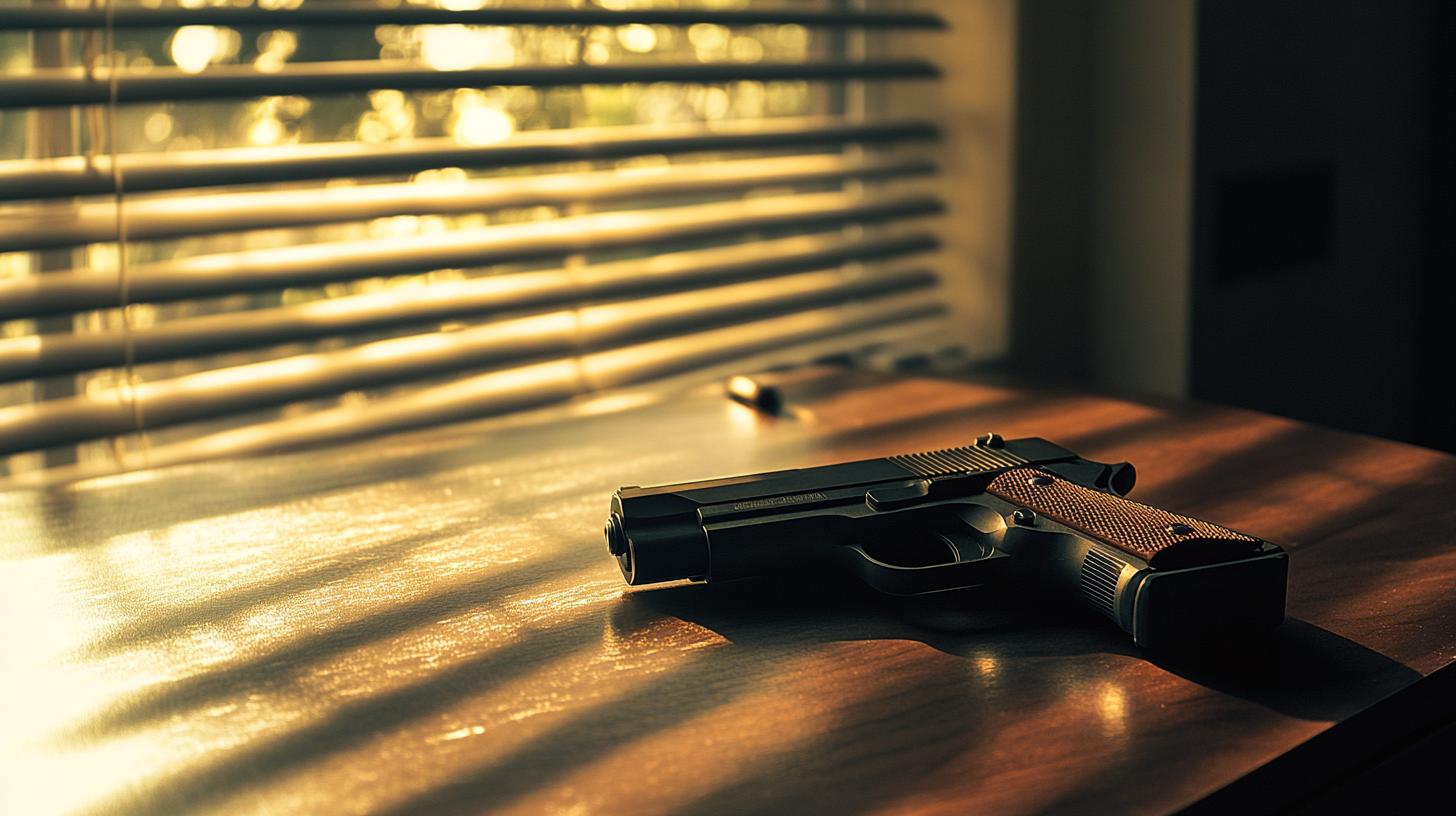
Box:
836;544;1011;596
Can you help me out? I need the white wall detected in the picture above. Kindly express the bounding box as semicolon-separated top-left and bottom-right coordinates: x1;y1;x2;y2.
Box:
881;0;1018;362
1089;0;1196;398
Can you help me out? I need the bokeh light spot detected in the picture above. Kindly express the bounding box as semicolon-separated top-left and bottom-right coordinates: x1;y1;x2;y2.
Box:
169;25;219;74
618;24;658;54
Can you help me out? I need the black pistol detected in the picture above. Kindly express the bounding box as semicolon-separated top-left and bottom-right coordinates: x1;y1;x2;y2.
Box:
604;435;1287;649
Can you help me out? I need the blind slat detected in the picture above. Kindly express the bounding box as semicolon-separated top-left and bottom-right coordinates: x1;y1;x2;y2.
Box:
0;269;937;455
0;154;935;252
0;191;944;320
0;117;939;201
1;7;946;31
4;293;943;486
0;5;953;480
0;231;939;382
0;59;940;109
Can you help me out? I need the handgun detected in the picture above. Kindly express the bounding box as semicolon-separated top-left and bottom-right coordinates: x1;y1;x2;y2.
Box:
604;435;1287;649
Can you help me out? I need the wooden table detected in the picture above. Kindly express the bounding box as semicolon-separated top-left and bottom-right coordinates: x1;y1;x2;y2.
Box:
3;371;1453;815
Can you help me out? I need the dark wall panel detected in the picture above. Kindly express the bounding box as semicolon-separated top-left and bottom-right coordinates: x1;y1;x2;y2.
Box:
1190;0;1433;443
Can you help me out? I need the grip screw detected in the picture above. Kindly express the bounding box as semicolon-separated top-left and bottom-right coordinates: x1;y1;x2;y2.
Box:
1012;509;1036;525
1166;523;1194;536
1028;475;1053;486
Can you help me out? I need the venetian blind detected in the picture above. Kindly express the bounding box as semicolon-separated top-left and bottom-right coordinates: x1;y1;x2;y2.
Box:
0;1;949;481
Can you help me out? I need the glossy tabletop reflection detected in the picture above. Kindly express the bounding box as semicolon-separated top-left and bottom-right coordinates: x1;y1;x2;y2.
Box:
3;371;1454;815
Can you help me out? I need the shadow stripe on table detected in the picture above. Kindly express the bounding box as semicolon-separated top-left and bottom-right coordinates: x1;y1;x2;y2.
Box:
65;546;602;742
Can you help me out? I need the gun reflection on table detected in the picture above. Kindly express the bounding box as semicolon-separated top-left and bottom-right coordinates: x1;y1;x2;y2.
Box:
605;435;1287;649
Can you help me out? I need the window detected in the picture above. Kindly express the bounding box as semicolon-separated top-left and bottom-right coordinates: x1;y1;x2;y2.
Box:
0;1;969;482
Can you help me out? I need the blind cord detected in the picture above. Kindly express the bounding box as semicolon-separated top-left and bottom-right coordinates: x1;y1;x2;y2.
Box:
100;0;147;469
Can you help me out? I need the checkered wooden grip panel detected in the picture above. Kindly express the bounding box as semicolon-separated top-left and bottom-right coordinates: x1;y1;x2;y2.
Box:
987;468;1261;568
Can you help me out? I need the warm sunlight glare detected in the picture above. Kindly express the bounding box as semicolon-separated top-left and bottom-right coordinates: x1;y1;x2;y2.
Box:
1097;683;1129;737
453;102;516;145
617;24;658;54
169;25;220;74
420;25;515;71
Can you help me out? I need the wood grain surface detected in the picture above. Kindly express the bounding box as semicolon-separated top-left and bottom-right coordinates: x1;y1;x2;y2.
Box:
2;371;1453;815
